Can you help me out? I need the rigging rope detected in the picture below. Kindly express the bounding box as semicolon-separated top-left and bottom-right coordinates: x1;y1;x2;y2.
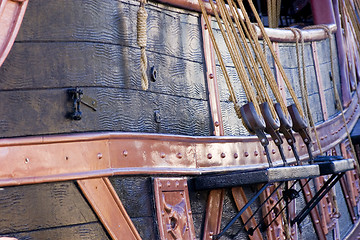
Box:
244;0;305;118
198;0;242;118
137;0;149;90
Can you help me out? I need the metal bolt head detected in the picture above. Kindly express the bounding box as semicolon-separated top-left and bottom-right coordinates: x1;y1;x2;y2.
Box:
207;153;212;159
234;153;239;159
288;146;292;151
176;153;182;159
221;152;226;158
214;121;220;127
24;158;30;164
254;151;259;156
123;150;128;157
244;152;249;157
204;24;208;30
97;153;103;159
209;73;214;79
272;149;276;154
160;152;166;158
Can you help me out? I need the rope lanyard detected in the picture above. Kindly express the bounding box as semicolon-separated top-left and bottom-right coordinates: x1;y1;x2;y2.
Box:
137;0;149;90
244;0;305;118
198;0;242;118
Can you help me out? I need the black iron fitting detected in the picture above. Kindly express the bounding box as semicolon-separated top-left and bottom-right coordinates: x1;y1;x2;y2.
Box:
240;102;273;168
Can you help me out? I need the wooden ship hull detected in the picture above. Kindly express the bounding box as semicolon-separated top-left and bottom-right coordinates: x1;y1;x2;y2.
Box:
1;0;360;239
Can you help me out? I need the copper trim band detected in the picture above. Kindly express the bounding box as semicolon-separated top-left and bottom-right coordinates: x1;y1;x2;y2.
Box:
0;0;28;67
0;92;358;187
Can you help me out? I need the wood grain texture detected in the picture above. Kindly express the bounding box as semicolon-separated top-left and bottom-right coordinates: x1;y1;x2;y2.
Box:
0;181;99;235
1;222;110;240
16;0;203;63
0;42;207;100
0;86;210;137
109;176;158;239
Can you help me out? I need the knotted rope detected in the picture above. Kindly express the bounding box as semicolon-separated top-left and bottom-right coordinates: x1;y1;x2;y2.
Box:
137;0;149;90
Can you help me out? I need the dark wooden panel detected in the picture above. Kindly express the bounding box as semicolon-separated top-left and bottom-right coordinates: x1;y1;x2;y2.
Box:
0;182;98;235
131;217;158;240
1;222;110;240
16;0;203;63
0;86;210;137
0;42;207;100
110;177;158;240
109;177;153;218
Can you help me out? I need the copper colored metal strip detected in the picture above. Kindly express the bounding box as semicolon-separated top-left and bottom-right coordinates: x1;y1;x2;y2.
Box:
340;176;356;222
203;189;224;240
0;0;28;67
201;13;226;239
273;42;287;105
231;187;263;240
312;42;329;120
299;179;326;240
0;93;358;187
77;177;142;240
201;15;224;136
153;178;196;240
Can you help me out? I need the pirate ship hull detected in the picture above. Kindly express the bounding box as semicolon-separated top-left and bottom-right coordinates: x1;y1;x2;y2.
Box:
0;0;360;239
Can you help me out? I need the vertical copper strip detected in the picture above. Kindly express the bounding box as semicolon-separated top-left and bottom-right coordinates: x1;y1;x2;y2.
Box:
340;143;358;222
201;14;226;240
299;178;327;240
273;42;287;104
201;15;224;136
77;178;142;240
312;42;329;120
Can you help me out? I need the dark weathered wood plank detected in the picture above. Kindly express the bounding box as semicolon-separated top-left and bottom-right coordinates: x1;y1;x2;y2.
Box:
16;0;203;63
0;87;210;137
1;222;110;240
0;42;207;100
0;182;97;234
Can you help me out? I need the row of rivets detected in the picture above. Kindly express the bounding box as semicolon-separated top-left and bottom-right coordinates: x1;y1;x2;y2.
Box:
24;152;104;164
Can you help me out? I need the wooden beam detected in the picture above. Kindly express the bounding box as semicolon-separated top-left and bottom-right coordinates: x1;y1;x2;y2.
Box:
77;177;141;240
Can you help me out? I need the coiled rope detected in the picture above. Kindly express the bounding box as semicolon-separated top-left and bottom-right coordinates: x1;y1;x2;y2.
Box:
137;0;149;90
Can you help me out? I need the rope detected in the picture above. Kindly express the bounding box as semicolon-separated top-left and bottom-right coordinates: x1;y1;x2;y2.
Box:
307;24;360;174
137;0;149;90
234;0;289;116
218;0;278;118
244;0;305;118
207;0;262;115
197;0;241;118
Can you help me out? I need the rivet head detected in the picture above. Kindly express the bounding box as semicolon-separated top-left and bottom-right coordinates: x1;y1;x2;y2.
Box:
207;153;212;159
177;153;182;159
175;181;179;187
214;121;220;127
167;181;171;187
97;153;103;159
288;146;292;151
160;152;166;158
254;151;259;156
204;24;208;30
184;182;188;187
188;210;192;214
263;151;267;155
25;158;30;164
221;152;226;158
244;152;249;157
65;156;69;160
234;153;239;158
123;150;128;157
209;73;214;79
272;149;276;154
